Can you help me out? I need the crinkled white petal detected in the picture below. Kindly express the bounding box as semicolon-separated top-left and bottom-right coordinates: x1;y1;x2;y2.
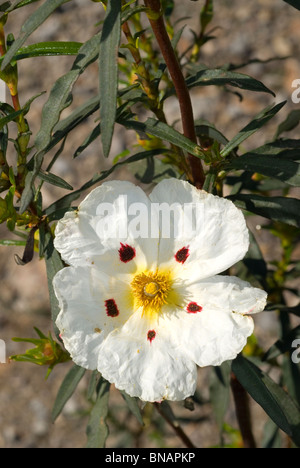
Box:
98;312;197;402
149;179;249;282
54;266;133;370
54;180;159;274
157;275;267;368
159;306;254;368
177;275;268;315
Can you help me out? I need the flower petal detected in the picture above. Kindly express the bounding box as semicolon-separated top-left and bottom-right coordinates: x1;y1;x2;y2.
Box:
160;306;254;368
54;266;133;370
54;181;159;274
178;275;268;315
149;179;249;282
98;312;197;402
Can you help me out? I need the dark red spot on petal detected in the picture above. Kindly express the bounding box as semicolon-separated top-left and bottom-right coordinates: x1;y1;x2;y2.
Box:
187;302;203;314
105;299;119;317
175;246;190;264
147;330;156;343
119;243;136;263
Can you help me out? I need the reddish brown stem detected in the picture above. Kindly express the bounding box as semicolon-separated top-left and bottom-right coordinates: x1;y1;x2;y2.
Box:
144;0;205;188
11;93;21;111
154;402;196;449
230;372;256;448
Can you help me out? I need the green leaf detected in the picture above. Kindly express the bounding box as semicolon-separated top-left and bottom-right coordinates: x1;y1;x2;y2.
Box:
228;152;300;187
99;0;121;157
1;0;69;70
232;354;300;447
242;230;268;287
38;170;73;190
262;419;282;448
228;193;300;227
0;0;41;12
275;109;300;138
221;101;286;158
42;228;65;339
35;34;100;153
119;117;204;158
283;0;300;10
121;4;147;24
210;362;231;435
47;96;100;154
195;119;229;147
73;124;101;158
19;35;100;214
120;391;144;426
229;193;300;227
52;364;86;422
200;0;213;32
184;67;275;96
86;377;110;448
0;41;82;64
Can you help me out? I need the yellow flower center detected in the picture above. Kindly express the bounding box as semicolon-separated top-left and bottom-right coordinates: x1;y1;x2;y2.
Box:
131;270;172;316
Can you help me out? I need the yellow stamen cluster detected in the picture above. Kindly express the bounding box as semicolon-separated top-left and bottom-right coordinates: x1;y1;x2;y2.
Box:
131;270;172;315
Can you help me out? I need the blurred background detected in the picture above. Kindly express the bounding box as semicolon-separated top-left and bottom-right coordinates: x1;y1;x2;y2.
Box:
0;0;299;448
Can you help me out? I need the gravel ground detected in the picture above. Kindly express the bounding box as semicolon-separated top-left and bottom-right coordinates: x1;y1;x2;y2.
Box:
0;0;299;448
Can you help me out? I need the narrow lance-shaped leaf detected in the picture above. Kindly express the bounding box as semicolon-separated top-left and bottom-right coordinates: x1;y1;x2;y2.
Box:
228;152;300;187
209;362;231;437
1;0;69;70
41;228;65;339
275;109;300;139
228;193;300;228
0;41;82;65
1;0;41;12
38;170;73;191
178;67;275;97
99;0;121;157
19;35;100;214
86;378;110;448
35;34;101;153
232;354;300;447
221;101;286;158
52;364;86;422
120;391;144;426
119;117;204;159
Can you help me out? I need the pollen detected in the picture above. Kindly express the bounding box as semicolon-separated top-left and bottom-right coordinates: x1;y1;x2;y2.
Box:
131;270;172;315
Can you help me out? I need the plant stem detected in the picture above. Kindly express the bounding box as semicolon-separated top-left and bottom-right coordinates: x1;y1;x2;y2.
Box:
154;402;196;448
230;372;256;448
143;0;205;188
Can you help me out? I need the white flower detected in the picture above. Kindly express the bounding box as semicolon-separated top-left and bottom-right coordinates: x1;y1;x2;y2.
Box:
53;178;267;402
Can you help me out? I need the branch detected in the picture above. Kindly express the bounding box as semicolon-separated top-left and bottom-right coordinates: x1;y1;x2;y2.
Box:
143;0;205;188
230;372;256;448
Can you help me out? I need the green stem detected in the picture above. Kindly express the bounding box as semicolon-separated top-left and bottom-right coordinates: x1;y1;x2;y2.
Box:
143;0;205;188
